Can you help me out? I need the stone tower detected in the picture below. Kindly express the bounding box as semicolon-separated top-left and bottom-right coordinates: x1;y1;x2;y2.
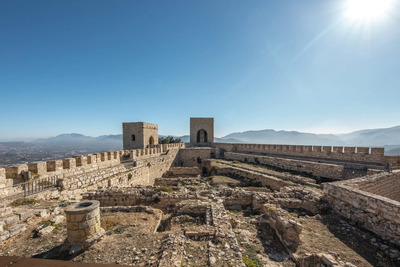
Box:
122;122;159;150
190;117;214;146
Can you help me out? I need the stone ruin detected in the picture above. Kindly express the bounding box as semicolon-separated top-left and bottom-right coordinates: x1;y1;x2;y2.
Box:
0;117;399;266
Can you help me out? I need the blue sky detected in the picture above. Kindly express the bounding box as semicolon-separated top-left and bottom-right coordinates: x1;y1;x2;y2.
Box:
1;0;399;140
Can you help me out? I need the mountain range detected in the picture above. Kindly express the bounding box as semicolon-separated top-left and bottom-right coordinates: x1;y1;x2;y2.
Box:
30;125;400;155
1;125;400;167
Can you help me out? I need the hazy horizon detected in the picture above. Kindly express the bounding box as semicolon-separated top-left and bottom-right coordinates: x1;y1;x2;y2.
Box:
2;123;400;142
1;1;399;140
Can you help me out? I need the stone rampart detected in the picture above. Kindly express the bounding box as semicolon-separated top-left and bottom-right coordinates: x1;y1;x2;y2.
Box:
324;173;400;246
0;143;184;201
214;143;400;168
223;152;381;180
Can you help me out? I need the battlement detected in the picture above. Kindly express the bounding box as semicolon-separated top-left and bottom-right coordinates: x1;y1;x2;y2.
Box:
213;143;400;168
0;143;186;183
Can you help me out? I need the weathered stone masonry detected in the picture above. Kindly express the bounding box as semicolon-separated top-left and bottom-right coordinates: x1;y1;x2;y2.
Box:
324;172;400;246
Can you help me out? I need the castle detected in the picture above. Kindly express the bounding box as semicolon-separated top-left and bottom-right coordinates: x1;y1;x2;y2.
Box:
0;117;399;266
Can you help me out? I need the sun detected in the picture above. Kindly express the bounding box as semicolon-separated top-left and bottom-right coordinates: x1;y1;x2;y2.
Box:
344;0;394;21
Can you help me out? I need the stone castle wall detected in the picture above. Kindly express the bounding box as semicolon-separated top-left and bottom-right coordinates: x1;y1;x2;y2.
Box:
214;143;400;168
0;143;185;201
324;173;400;246
173;147;219;167
223;152;381;180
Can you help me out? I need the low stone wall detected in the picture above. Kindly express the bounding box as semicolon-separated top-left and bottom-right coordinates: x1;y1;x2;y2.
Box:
204;160;294;190
83;187;200;212
324;173;400;246
163;167;201;177
260;203;302;251
223;152;381;180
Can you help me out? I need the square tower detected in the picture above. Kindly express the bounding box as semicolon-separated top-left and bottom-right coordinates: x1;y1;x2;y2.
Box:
190;117;214;146
122;122;159;150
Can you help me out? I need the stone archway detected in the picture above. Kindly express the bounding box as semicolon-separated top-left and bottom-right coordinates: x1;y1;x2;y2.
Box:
197;129;208;143
149;136;154;145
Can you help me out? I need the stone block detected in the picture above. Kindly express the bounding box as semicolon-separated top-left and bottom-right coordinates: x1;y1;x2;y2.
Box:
1;215;19;225
34;209;49;218
68;229;86;239
0;207;12;217
15;210;34;222
8;224;26;237
50;215;64;225
78;217;98;229
37;225;55;237
357;147;370;154
0;168;5;181
68;213;86;223
344;147;356;153
28;162;47;175
5;164;28;179
63;158;76;170
0;230;10;242
47;160;63;172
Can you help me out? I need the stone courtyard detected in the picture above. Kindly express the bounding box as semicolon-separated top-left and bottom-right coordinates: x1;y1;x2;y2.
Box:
0;118;399;266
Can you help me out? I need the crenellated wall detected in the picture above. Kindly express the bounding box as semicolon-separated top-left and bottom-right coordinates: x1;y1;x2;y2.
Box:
0;143;186;201
2;143;185;180
223;152;382;180
213;143;400;168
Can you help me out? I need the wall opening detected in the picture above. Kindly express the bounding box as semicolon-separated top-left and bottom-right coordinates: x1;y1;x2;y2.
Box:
131;135;136;141
149;136;154;145
197;129;208;143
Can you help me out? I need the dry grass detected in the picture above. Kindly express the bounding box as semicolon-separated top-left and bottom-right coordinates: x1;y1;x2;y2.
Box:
101;216;124;231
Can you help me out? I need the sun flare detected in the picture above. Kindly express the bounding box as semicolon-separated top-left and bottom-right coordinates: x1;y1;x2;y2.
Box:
345;0;393;21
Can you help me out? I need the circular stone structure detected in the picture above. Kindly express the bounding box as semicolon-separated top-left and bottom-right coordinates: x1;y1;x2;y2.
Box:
64;200;105;247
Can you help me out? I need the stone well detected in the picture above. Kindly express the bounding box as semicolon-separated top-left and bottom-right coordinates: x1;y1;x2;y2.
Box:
64;200;105;248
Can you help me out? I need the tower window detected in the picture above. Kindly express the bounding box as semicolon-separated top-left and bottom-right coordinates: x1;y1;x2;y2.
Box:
132;135;136;141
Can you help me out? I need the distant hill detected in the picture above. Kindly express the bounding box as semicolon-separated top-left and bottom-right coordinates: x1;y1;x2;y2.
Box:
2;125;400;166
220;125;400;148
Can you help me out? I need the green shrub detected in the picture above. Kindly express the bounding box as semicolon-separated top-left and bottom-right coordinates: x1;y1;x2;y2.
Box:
232;161;240;164
11;198;39;206
128;173;133;180
242;256;262;267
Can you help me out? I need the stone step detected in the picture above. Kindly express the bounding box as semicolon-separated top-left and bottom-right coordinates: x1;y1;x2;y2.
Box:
14;209;35;222
33;209;49;218
0;214;19;225
0;230;10;242
0;207;12;217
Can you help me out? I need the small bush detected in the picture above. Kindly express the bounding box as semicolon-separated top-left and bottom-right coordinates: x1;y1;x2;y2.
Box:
40;220;54;228
242;256;262;267
11;198;39;206
53;224;63;233
229;209;240;214
232;161;240;164
101;216;123;231
128;173;133;181
153;186;174;193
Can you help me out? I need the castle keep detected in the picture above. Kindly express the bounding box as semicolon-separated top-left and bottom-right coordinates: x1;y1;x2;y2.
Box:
0;117;399;267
